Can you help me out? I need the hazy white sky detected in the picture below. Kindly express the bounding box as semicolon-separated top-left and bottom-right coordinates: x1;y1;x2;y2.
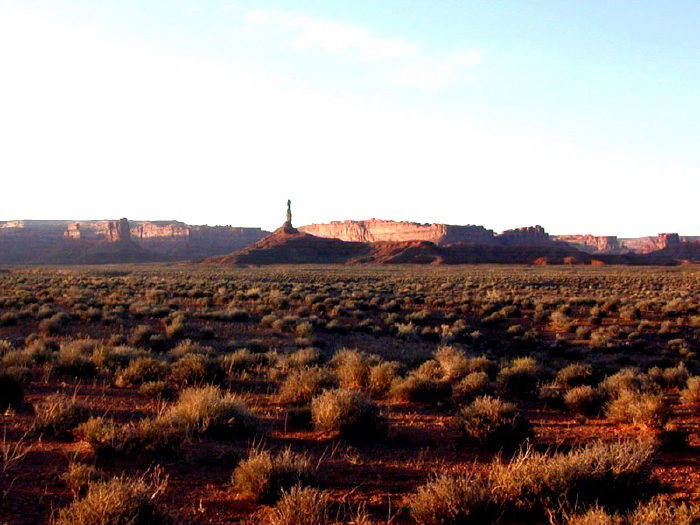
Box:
1;1;698;236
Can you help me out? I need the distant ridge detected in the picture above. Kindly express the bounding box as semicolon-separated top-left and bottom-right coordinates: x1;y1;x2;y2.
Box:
204;221;616;266
0;219;268;264
0;216;696;265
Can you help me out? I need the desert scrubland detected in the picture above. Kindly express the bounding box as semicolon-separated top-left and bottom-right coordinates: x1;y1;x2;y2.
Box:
1;265;700;524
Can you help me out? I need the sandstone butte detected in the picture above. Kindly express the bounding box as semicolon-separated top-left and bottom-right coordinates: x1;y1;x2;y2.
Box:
299;219;697;255
2;218;700;266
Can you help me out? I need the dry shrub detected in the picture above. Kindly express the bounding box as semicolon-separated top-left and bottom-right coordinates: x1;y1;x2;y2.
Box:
159;385;259;439
367;361;401;397
62;462;106;496
494;440;657;519
283;347;323;370
331;349;372;390
564;385;608;417
221;349;261;376
605;390;669;429
680;376;700;405
74;417;126;458
413;359;444;380
457;396;533;451
265;486;330;525
138;381;176;400
411;440;657;525
232;447;315;504
433;345;469;380
602;368;656;398
389;375;452;404
130;417;186;457
116;357;169;386
311;388;385;440
411;471;495;525
627;497;700;525
35;393;90;440
567;507;623;525
453;372;493;402
497;357;543;399
278;367;337;405
555;363;596;389
53;469;171;525
169;354;224;386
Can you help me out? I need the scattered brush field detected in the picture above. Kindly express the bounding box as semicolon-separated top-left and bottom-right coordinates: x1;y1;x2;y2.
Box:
1;264;700;524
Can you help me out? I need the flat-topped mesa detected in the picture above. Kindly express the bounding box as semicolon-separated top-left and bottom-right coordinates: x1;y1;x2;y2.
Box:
620;233;682;254
496;225;550;246
298;219;495;245
553;234;622;254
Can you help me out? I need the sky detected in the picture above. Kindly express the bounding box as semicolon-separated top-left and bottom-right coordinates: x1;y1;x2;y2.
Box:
1;1;698;236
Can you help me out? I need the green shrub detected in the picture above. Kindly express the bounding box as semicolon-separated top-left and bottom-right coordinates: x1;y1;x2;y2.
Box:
457;396;533;450
35;393;90;439
278;367;337;405
232;447;316;504
53;470;172;525
311;388;385;440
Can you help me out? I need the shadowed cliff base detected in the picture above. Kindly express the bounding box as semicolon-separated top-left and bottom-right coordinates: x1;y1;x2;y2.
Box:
202;223;684;266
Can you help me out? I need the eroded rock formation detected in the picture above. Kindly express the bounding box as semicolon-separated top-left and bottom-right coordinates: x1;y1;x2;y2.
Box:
553;235;622;254
299;220;495;245
0;219;269;264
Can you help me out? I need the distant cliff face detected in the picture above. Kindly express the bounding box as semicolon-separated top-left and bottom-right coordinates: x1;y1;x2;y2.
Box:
299;220;495;245
497;225;550;246
0;219;269;263
553;235;622;254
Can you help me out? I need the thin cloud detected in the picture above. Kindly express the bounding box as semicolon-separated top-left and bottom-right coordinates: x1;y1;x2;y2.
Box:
246;9;420;59
390;51;484;89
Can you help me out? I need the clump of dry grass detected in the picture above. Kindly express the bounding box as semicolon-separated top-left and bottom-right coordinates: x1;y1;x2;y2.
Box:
278;367;337;405
232;447;316;504
311;388;385;440
264;486;330;525
456;395;533;451
35;393;90;440
411;440;658;525
53;469;172;525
